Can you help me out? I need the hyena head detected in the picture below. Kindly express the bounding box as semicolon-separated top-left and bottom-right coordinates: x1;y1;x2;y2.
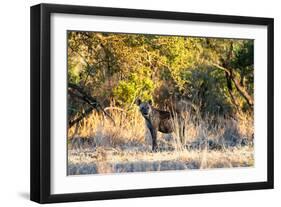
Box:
136;99;153;117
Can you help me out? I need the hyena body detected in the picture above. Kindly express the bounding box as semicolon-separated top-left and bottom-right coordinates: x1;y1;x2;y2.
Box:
136;99;185;151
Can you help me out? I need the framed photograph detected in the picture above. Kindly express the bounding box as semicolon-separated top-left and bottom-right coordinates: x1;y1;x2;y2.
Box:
30;3;274;203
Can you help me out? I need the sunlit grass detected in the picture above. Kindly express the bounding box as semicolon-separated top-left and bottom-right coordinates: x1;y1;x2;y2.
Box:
67;106;254;175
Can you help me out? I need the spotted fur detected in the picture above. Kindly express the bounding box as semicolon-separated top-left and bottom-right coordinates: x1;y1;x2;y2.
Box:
136;99;182;151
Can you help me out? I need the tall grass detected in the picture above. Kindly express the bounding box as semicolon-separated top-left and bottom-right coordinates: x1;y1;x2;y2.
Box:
69;107;146;148
67;105;254;175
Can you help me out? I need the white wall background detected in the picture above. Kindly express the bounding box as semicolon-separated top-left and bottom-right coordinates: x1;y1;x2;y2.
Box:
0;0;279;206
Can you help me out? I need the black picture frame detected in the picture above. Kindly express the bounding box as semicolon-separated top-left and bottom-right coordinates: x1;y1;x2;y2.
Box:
30;3;274;204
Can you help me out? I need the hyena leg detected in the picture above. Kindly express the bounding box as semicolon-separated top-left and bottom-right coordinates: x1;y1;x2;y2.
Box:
146;120;158;152
151;128;158;152
147;126;158;151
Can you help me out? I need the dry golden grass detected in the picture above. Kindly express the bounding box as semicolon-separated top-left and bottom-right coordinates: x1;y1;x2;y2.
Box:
69;107;146;146
67;106;254;175
68;146;253;174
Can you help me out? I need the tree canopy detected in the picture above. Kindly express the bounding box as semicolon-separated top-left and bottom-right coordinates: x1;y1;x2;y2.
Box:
67;31;254;125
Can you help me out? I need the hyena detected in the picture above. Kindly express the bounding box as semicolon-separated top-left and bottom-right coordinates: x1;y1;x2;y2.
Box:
136;99;185;151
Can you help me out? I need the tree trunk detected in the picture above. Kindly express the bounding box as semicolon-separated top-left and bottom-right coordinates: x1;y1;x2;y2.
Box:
213;63;254;108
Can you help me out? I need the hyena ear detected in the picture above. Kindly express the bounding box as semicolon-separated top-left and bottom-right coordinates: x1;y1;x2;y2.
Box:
135;98;142;106
148;99;152;105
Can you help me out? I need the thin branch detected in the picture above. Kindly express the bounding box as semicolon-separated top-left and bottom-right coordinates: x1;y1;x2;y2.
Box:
104;107;125;113
212;63;253;107
68;83;116;126
212;63;231;75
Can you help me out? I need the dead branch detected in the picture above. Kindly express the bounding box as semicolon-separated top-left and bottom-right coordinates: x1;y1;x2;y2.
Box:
104;107;126;113
68;83;116;126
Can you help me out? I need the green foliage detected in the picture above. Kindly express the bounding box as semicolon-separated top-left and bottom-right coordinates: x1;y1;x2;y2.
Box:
67;31;254;120
113;66;155;107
